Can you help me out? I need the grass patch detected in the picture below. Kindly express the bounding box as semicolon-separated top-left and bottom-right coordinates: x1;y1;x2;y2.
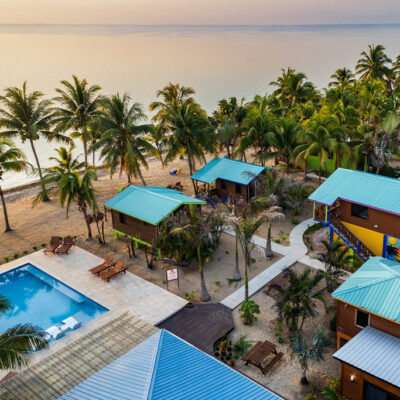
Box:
304;223;323;235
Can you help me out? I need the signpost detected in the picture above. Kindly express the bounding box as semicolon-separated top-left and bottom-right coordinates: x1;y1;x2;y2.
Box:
166;267;179;291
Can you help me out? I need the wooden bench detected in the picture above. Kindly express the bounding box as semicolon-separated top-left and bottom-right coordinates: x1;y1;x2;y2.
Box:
241;340;283;375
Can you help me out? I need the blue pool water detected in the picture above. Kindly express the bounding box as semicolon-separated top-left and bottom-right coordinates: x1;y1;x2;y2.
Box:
0;263;107;333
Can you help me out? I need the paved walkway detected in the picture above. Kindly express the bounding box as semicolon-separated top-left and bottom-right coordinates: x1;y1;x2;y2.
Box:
221;218;324;309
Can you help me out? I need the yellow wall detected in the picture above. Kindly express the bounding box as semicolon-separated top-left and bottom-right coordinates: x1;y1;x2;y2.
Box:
342;221;384;256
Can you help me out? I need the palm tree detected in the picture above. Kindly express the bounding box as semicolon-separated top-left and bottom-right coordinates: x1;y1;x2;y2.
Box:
271;67;315;107
258;118;301;173
329;68;355;89
0;137;26;232
0;295;47;370
356;44;392;81
291;327;333;385
93;93;153;185
53;75;102;170
228;213;266;301
150;82;195;122
170;206;215;302
237;95;274;161
0;82;68;201
272;268;325;334
36;149;98;239
146;123;168;167
163;100;214;191
318;240;353;292
295;113;349;181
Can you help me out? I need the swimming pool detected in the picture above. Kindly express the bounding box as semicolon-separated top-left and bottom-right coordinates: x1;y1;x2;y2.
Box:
0;263;107;335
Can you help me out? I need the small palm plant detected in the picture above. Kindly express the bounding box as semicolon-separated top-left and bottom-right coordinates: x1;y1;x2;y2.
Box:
291;327;333;385
0;295;47;370
318;240;353;292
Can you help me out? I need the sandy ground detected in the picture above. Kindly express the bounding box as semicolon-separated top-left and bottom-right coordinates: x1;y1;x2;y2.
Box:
0;153;282;303
230;263;340;400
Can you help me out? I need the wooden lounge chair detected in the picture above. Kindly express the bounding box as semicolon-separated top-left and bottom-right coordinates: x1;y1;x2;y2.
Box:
100;262;127;282
89;256;115;275
55;237;75;255
43;237;61;255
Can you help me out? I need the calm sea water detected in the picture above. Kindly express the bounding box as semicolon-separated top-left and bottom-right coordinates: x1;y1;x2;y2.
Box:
2;24;400;188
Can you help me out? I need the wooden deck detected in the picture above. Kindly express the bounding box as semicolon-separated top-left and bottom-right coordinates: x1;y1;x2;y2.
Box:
157;303;234;354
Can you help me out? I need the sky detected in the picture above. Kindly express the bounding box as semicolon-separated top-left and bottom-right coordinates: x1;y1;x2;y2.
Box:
1;0;400;25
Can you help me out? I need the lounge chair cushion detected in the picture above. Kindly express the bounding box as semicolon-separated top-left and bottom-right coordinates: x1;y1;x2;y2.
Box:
45;325;64;340
62;316;82;330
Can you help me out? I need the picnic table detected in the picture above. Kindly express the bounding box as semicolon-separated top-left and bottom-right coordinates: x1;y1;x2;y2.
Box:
241;340;283;375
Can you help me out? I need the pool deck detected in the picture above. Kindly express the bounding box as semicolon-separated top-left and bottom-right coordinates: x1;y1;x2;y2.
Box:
0;246;186;375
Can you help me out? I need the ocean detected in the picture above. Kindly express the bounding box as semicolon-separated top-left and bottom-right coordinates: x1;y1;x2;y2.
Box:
1;23;400;188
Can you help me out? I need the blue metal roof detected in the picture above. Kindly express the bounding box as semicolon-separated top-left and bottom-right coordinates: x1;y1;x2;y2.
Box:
308;168;400;215
104;186;205;225
60;330;281;400
191;158;266;185
334;326;400;387
332;257;400;322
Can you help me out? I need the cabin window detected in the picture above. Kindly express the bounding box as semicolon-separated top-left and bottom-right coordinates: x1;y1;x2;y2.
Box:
221;180;226;190
235;183;241;194
356;309;369;328
119;213;126;224
351;203;368;220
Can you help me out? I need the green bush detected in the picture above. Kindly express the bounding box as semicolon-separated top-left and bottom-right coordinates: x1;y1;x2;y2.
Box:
41;243;46;248
4;258;9;263
304;223;323;235
32;246;38;251
23;250;28;255
240;300;260;325
291;218;300;225
13;253;19;259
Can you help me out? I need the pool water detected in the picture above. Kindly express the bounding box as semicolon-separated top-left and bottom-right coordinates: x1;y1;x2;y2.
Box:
0;263;107;333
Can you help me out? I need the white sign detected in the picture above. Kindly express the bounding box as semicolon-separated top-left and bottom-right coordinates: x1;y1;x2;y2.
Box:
167;268;178;281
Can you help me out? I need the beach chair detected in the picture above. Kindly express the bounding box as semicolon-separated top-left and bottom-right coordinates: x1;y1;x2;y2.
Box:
44;325;65;341
169;169;178;175
43;237;61;255
55;237;75;255
89;256;114;275
100;262;127;282
62;316;82;330
176;168;182;175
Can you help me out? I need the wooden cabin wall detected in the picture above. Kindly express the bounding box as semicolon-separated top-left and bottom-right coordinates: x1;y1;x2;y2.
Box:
339;200;400;239
215;179;248;202
110;210;157;243
340;362;400;400
336;300;400;340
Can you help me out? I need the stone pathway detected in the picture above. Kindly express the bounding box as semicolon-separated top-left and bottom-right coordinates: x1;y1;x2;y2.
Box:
221;218;324;309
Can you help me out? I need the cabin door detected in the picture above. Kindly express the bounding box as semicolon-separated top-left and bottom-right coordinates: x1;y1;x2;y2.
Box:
249;181;256;200
364;382;400;400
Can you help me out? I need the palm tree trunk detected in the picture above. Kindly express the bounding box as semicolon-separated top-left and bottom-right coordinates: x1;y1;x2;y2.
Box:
0;185;11;232
92;149;97;180
188;155;198;195
265;222;273;258
198;247;210;302
244;260;249;302
83;134;88;171
81;205;92;239
233;234;241;280
29;138;49;201
138;168;147;186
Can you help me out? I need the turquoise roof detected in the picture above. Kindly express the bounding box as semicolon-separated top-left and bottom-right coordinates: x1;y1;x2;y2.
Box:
191;158;266;185
333;257;400;322
61;329;281;400
308;168;400;215
104;186;205;225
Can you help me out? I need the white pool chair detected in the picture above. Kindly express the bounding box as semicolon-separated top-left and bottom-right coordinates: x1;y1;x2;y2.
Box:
62;316;82;330
45;325;64;341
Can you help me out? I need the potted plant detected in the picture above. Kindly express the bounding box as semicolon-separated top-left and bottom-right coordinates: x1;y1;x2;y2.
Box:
239;300;260;325
219;340;228;357
184;290;196;307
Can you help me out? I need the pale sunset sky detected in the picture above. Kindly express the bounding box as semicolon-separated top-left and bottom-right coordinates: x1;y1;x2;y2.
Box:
1;0;400;25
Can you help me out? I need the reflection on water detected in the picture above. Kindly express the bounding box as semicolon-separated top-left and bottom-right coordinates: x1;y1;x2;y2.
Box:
2;24;400;188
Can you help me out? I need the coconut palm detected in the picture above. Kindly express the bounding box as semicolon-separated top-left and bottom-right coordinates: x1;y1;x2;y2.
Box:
0;137;26;232
258;118;301;173
92;93;153;185
163;100;214;191
318;240;353;292
329;68;355;89
0;82;68;201
53;75;102;170
271;67;315;107
36;149;98;239
356;44;392;81
146;123;168;167
0;295;47;370
291;327;333;385
170;206;215;302
295;113;349;181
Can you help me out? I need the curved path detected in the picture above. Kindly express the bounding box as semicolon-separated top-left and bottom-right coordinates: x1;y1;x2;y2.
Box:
221;218;324;309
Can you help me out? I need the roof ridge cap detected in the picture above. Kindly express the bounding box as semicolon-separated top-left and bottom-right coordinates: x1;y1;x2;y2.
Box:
145;330;163;400
134;185;183;204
